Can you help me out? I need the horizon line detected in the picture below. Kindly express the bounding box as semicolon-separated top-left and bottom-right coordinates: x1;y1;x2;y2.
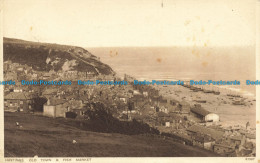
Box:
3;37;256;49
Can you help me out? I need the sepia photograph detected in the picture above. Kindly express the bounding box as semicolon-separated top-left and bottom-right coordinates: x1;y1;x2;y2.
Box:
0;0;259;162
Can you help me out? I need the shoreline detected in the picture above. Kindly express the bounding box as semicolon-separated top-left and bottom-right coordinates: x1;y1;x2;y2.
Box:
132;76;256;99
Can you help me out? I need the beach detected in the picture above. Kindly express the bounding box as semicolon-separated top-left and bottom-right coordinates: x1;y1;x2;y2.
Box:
156;84;256;128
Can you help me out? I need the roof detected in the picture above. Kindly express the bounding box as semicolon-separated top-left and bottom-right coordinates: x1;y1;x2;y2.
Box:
170;99;179;103
214;143;235;149
187;125;224;140
193;134;213;143
47;98;67;106
42;88;58;95
180;100;190;106
246;133;256;139
239;149;253;156
69;100;83;109
62;102;71;108
159;98;168;103
65;94;78;100
159;102;172;108
157;111;170;117
4;92;33;100
230;135;242;141
79;95;89;102
130;96;143;101
24;92;38;99
171;132;192;141
133;90;141;95
190;105;210;116
118;94;127;98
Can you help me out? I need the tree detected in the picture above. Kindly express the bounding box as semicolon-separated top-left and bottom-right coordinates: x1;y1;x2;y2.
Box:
32;96;48;112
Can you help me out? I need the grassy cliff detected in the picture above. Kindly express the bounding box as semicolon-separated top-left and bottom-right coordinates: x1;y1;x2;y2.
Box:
3;37;114;75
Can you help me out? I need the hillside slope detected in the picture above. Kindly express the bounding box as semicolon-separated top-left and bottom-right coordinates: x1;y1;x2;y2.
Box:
4;112;219;157
3;38;114;75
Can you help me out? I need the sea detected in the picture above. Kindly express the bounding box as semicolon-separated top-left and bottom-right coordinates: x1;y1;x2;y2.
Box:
88;46;256;97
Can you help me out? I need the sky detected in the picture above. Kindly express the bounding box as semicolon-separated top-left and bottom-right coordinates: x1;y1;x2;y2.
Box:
3;0;257;47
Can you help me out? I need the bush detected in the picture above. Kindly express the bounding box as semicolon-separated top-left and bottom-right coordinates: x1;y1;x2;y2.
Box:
81;102;160;135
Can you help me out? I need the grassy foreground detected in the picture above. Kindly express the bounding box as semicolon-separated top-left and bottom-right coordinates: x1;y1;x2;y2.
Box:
4;112;219;157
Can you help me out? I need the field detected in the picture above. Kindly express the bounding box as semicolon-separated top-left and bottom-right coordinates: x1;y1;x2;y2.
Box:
4;112;219;157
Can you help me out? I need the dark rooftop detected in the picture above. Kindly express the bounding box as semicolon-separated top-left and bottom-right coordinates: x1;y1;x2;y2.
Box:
190;105;210;116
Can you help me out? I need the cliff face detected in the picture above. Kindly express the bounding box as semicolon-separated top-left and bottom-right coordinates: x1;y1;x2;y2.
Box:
3;37;114;75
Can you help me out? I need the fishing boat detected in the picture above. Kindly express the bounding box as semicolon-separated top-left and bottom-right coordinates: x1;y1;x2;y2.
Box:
194;100;207;103
203;89;213;93
232;100;245;105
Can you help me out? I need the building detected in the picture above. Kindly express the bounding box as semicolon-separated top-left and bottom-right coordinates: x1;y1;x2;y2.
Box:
213;143;235;155
170;99;179;106
190;104;219;122
118;94;127;103
4;92;35;112
245;133;256;143
4;72;18;81
165;122;171;127
192;134;215;150
86;72;96;79
143;91;148;97
229;135;244;146
157;112;171;126
43;98;69;118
